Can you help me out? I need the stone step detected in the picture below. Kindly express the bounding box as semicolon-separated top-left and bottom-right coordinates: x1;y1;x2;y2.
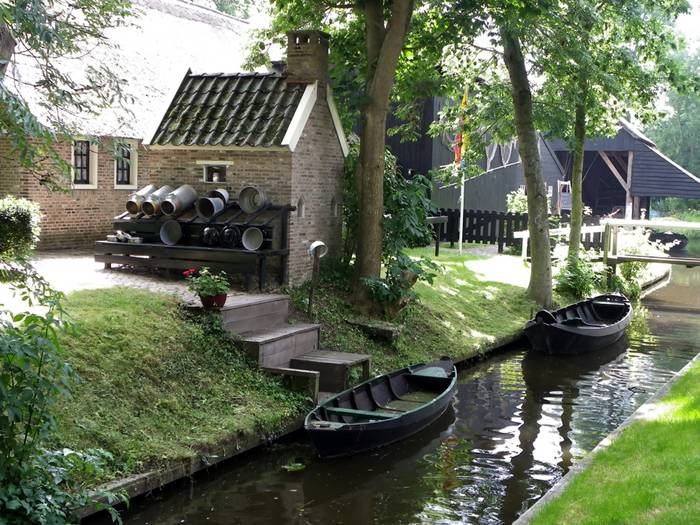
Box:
241;323;320;368
220;294;290;334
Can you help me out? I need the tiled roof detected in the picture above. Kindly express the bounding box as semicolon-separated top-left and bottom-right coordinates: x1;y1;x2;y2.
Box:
150;72;306;147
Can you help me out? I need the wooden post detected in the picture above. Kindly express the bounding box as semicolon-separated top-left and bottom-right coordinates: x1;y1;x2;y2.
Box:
307;250;321;317
497;212;506;253
625;151;634;219
280;208;290;285
521;233;529;259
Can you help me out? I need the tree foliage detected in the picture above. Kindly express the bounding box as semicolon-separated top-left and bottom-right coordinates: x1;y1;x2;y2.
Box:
213;0;254;18
342;142;436;315
0;0;133;189
647;49;700;177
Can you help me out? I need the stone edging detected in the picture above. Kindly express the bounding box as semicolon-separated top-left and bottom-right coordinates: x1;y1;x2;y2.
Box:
514;349;700;524
77;416;305;518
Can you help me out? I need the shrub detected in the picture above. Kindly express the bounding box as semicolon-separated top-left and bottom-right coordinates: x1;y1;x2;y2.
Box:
342;141;436;315
0;196;41;260
363;253;438;316
555;255;599;299
506;187;528;214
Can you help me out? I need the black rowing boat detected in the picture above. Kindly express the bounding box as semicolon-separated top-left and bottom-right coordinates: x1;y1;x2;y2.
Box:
524;293;632;355
649;230;689;253
305;358;457;458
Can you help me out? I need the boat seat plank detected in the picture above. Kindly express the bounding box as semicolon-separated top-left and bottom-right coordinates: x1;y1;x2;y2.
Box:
411;366;449;378
325;407;395;420
396;392;435;403
384;399;424;411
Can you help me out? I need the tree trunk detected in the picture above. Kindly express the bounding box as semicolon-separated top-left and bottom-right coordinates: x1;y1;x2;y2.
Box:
567;82;587;261
500;27;552;308
353;0;414;305
0;23;15;79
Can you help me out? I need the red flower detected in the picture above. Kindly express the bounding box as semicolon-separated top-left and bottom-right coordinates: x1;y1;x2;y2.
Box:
182;268;198;278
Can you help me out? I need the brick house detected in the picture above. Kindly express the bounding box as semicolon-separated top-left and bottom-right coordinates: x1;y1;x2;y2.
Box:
0;0;348;284
0;0;250;249
146;31;348;283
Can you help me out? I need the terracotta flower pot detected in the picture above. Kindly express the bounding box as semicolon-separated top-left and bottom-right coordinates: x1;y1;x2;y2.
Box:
199;293;227;309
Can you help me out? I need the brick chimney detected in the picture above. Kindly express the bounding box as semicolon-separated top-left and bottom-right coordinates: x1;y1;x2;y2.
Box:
286;30;330;88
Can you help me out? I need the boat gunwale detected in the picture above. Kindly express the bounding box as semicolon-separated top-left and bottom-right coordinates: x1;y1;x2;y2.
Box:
525;293;632;335
305;363;457;429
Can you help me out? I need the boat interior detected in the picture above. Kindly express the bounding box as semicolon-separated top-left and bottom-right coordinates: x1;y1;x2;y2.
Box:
315;365;453;424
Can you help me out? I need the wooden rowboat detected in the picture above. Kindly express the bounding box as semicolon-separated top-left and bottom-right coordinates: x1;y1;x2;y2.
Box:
524;293;632;355
305;358;457;458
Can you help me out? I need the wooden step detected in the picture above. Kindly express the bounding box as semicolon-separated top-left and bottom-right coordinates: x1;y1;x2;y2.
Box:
242;323;320;368
220;294;289;334
290;350;371;392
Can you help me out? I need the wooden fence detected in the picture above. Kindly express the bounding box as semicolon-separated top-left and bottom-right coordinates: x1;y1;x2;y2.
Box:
436;209;528;253
434;210;604;254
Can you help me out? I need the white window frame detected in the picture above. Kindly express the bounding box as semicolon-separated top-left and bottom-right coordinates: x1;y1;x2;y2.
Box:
113;139;139;190
71;139;99;190
195;160;233;183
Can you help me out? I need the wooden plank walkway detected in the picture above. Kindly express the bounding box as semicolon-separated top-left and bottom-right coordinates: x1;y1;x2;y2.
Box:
609;255;700;267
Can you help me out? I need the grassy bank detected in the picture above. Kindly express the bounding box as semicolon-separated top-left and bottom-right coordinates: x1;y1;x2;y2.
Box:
290;247;534;373
52;248;534;483
529;358;700;525
52;288;307;481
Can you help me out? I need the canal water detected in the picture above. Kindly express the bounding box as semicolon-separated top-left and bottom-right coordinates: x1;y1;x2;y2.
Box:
113;263;700;525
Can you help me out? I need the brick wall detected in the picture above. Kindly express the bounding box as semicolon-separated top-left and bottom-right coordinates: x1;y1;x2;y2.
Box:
0;96;344;285
0;138;142;250
289;94;344;283
142;148;293;206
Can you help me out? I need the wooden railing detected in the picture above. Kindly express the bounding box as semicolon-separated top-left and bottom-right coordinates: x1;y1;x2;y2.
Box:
602;218;700;271
514;224;606;259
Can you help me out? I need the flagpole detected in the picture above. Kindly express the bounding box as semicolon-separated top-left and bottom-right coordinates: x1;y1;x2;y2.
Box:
455;85;469;255
458;167;465;254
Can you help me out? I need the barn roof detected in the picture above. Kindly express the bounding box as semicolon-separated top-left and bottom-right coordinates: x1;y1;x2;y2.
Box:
6;0;249;141
150;72;306;147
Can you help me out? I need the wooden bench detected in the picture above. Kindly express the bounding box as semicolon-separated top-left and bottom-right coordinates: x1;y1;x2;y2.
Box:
290;350;371;392
94;241;289;290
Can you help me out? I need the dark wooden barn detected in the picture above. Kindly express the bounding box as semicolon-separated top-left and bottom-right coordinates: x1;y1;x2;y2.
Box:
387;102;700;218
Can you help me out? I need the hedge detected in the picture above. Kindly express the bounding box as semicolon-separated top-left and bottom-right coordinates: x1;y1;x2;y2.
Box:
0;195;41;260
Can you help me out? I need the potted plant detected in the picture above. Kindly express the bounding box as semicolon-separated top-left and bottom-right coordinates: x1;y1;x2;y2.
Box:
184;267;229;308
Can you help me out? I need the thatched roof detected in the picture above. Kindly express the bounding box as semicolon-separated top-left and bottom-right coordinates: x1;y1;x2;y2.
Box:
7;0;249;141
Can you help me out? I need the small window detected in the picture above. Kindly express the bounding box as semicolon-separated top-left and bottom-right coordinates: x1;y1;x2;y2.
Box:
203;165;227;183
115;143;132;185
297;196;305;218
73;140;91;184
330;197;338;218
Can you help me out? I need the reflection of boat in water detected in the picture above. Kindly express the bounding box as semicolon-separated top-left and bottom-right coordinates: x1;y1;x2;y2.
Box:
649;230;689;253
301;407;457;525
521;333;629;385
525;294;632;355
499;335;629;524
306;359;457;458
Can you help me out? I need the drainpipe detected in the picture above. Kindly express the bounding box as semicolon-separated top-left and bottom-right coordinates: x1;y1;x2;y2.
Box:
0;23;16;79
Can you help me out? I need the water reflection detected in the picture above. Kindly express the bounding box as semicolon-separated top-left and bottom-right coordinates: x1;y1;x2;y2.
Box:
109;266;700;525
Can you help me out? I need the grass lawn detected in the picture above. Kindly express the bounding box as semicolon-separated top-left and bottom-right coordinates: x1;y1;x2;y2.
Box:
529;358;700;525
51;247;534;483
52;287;307;482
289;246;535;373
